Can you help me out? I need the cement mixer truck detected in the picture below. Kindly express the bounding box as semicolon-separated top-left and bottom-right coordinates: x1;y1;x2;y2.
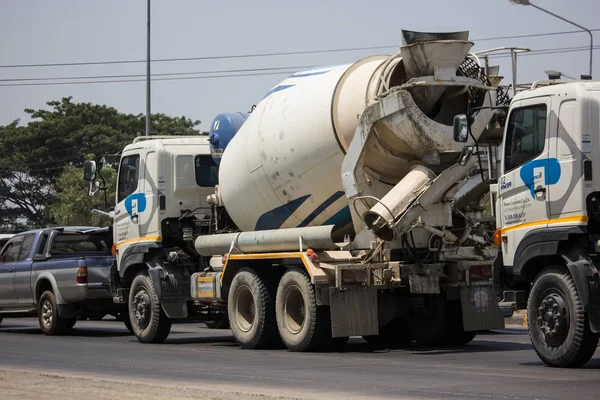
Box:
83;29;600;367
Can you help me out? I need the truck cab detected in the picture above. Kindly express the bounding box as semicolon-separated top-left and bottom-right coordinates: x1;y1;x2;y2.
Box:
495;80;600;367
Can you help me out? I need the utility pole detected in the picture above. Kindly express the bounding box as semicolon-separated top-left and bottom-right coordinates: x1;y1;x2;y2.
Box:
145;0;151;136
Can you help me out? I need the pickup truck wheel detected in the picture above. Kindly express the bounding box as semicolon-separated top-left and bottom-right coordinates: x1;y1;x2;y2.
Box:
129;272;172;343
38;291;75;335
228;268;279;349
275;268;331;352
528;265;600;368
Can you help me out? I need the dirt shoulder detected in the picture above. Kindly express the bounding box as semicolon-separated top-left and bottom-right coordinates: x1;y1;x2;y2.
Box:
0;369;298;400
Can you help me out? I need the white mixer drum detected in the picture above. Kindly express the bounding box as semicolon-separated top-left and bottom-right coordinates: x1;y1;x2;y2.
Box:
218;56;387;232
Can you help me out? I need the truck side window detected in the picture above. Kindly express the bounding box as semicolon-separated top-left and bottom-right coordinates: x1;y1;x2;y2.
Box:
504;104;547;172
117;154;140;203
17;234;35;261
195;155;219;187
1;239;22;263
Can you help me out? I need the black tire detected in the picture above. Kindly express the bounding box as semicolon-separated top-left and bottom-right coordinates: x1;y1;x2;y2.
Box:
129;272;172;343
275;267;332;352
205;320;230;329
446;301;477;346
228;268;279;349
528;265;600;368
37;291;75;335
409;294;448;346
123;315;134;334
363;318;412;349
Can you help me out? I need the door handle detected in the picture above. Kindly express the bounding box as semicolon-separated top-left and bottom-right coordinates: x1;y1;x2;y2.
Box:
534;186;547;199
8;268;14;272
534;187;547;194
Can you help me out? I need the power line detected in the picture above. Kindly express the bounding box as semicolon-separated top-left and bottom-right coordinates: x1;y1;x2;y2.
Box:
1;29;598;69
0;70;297;87
1;44;597;88
0;65;315;83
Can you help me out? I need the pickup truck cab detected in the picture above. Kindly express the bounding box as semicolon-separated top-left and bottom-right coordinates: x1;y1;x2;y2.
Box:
0;227;127;334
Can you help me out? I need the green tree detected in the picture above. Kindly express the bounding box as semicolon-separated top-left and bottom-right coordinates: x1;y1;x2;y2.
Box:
47;165;117;227
0;97;200;229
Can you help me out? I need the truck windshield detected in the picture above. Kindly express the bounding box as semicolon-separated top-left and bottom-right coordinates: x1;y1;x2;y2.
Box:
50;233;112;255
195;155;219;187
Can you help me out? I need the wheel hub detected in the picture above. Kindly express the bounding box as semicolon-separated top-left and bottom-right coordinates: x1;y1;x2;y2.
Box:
132;289;151;330
235;285;255;332
283;285;306;334
41;299;53;328
537;292;569;346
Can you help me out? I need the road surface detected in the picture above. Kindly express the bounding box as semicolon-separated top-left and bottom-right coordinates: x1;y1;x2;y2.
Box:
0;318;598;400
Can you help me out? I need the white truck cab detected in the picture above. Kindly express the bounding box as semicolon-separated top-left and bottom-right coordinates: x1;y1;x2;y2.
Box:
494;80;600;367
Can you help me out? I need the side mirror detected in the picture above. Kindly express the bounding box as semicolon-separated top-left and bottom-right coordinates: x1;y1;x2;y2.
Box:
453;114;469;143
88;181;100;197
83;160;97;181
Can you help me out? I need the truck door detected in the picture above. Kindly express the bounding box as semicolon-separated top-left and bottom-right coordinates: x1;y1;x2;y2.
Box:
14;233;36;306
114;152;142;248
139;151;160;238
498;97;553;266
0;236;22;307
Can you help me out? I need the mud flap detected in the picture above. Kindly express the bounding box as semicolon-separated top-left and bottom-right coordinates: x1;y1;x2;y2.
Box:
460;285;505;331
589;278;600;333
329;287;378;337
148;265;190;319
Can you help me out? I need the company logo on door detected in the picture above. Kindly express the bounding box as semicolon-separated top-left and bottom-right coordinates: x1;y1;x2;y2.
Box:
519;158;561;198
124;193;147;221
499;176;512;191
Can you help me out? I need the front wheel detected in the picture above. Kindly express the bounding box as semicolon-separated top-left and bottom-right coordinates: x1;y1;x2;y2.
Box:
129;272;172;343
528;265;600;367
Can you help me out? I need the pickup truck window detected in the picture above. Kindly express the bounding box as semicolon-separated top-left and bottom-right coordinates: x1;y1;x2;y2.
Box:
117;154;140;203
50;233;112;255
17;234;35;261
1;239;22;263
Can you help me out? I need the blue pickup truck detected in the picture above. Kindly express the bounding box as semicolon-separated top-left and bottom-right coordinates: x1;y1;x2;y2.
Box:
0;227;129;334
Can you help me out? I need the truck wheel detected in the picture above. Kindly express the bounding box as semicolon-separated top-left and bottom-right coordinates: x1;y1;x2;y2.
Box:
275;267;331;352
123;315;134;334
446;301;477;345
528;266;600;368
228;268;279;349
363;318;412;349
409;294;448;346
129;272;172;343
37;291;76;335
205;320;230;329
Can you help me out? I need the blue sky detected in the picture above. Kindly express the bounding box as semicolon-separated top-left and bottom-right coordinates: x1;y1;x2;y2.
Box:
0;0;597;129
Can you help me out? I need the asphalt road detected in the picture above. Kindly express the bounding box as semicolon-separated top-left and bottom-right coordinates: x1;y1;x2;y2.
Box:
0;318;598;400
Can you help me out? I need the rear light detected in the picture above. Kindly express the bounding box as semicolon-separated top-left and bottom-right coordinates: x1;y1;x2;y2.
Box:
341;269;367;284
77;267;88;284
469;265;492;279
306;248;318;261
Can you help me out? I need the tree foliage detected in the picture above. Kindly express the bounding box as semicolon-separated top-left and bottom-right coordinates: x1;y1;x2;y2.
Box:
0;97;200;230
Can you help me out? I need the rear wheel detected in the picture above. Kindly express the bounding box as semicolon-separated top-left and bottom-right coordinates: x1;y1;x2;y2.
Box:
129;272;172;343
409;294;448;346
363;318;412;349
528;266;600;368
275;268;332;352
228;268;279;349
38;291;75;335
446;301;477;345
205;320;230;329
